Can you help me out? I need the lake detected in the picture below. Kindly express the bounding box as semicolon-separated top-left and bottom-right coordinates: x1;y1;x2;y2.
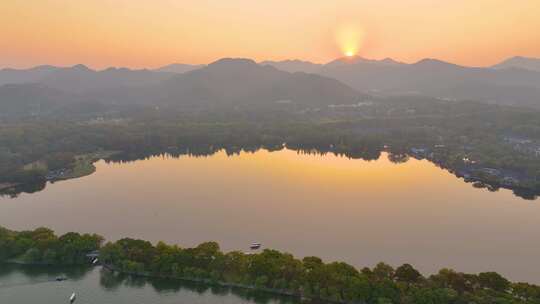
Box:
0;264;297;304
1;149;539;284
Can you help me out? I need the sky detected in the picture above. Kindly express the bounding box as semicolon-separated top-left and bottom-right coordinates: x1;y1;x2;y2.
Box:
1;0;539;69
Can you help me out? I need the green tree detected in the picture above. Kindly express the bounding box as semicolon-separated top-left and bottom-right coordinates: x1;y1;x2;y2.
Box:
477;272;510;292
373;262;395;281
395;263;422;283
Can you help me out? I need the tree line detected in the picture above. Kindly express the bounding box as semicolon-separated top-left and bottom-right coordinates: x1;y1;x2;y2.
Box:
2;226;540;303
98;237;540;304
1;100;540;198
0;226;103;265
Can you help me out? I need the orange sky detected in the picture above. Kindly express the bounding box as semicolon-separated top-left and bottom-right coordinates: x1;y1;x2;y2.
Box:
1;0;539;69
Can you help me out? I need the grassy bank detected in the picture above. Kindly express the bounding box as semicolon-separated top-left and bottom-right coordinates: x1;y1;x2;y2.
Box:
50;151;118;181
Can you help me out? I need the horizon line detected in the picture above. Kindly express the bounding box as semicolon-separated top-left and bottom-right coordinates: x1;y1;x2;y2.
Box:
0;54;538;71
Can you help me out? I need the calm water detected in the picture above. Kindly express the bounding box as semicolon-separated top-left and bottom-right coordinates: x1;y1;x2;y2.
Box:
1;149;539;284
0;264;297;304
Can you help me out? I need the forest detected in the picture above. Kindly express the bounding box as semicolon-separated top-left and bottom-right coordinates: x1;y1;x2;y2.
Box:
0;226;103;265
1;98;540;198
99;237;540;304
2;226;539;304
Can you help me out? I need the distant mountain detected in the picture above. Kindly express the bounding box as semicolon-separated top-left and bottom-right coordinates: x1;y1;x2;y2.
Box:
0;83;97;117
492;56;540;72
0;59;364;111
325;56;404;68
259;59;322;73
262;57;404;74
318;57;540;107
154;63;204;74
3;55;540;111
0;64;178;94
40;65;175;93
153;58;364;107
0;65;60;86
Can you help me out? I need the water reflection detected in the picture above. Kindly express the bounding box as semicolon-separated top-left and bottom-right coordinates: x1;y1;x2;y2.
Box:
1;145;537;200
0;264;92;284
0;264;300;304
1;149;540;284
99;268;300;304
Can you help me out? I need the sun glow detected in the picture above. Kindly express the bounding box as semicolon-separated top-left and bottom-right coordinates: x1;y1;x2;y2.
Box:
335;23;364;58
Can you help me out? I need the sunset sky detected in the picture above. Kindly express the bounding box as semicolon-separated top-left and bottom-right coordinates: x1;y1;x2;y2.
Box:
1;0;539;69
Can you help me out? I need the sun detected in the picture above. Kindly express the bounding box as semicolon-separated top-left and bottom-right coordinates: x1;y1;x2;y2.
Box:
335;22;364;59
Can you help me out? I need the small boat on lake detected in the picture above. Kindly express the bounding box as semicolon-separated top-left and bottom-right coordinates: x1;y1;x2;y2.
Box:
69;292;76;303
250;242;261;250
55;276;67;281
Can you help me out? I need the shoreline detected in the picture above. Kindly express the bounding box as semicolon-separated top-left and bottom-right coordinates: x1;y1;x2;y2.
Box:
3;226;540;304
45;151;119;183
100;264;343;304
2;148;537;199
0;182;20;191
0;261;330;303
0;151;119;196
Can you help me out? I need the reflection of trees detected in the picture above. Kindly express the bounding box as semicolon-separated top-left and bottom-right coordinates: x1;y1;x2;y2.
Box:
105;143;385;166
98;268;299;304
123;275;147;288
512;189;538;200
0;264;93;281
99;268;127;291
387;153;409;164
0;181;46;198
2;140;538;200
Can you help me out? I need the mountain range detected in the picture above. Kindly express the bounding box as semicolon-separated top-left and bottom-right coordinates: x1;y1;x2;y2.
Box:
262;56;540;107
492;56;540;72
0;58;363;116
0;56;539;115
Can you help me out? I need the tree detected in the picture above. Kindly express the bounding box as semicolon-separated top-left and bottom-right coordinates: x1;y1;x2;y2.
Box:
395;263;422;283
430;268;470;294
373;262;395;281
22;248;41;263
477;272;510;292
411;287;457;304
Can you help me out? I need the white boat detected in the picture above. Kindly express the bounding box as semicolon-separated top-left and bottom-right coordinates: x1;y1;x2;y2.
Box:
70;292;76;303
250;242;261;250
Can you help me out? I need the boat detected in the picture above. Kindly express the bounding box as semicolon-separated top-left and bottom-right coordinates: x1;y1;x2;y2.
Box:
92;257;99;265
55;276;67;281
69;292;76;303
250;242;261;250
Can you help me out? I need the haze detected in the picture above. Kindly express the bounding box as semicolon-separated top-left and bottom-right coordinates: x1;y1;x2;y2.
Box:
1;0;539;69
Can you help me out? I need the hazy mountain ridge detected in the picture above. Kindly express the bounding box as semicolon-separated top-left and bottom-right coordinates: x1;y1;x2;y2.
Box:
261;56;406;73
40;65;176;93
325;56;405;68
317;57;540;107
0;65;61;86
259;59;322;73
492;56;540;72
154;58;363;107
154;63;205;74
1;55;539;111
263;56;540;107
0;58;364;114
0;83;103;117
0;65;178;93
